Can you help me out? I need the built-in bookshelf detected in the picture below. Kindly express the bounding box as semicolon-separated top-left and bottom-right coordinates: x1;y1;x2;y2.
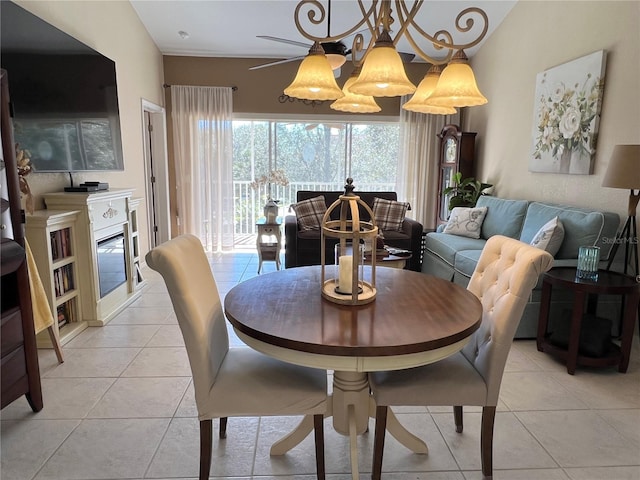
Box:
128;197;145;290
26;210;87;346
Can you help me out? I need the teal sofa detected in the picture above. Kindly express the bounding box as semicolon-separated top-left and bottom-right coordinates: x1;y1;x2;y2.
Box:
422;196;621;338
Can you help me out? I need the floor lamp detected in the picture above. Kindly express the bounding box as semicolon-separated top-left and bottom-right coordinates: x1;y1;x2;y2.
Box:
602;144;640;278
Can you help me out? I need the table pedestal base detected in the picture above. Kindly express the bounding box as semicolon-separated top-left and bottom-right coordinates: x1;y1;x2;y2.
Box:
270;370;427;480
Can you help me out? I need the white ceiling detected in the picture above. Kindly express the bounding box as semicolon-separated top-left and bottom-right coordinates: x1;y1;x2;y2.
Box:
130;0;517;66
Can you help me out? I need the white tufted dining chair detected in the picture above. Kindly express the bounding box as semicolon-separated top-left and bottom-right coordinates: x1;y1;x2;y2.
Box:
368;235;553;479
146;234;328;480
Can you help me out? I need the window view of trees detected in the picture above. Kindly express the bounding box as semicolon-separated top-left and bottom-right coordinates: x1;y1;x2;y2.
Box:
232;119;399;236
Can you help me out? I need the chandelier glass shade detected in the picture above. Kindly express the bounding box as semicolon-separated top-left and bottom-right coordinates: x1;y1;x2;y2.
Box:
402;65;457;114
348;30;417;97
326;53;347;70
330;67;381;113
285;1;490;109
283;42;344;101
425;50;488;107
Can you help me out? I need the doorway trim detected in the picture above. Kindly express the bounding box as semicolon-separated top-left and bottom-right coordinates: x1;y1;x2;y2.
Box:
141;99;170;249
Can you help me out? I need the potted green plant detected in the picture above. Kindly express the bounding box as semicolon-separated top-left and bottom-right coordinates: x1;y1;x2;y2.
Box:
443;172;493;210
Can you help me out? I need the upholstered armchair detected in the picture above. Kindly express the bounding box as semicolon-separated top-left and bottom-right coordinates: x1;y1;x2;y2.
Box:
146;234;328;480
368;235;554;479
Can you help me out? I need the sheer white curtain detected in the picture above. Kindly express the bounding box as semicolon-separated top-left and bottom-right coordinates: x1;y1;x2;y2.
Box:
171;86;234;251
396;100;459;230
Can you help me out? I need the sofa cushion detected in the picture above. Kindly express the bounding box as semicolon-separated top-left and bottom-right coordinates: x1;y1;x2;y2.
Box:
475;196;528;239
291;195;327;231
454;249;483;279
373;197;409;232
530;216;565;256
425;232;486;266
443;206;487;239
520;202;613;259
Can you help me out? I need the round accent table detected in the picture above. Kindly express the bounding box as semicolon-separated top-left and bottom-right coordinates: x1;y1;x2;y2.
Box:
536;267;640;374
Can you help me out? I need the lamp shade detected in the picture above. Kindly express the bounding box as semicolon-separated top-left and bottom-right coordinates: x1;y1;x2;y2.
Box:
602;145;640;189
326;53;347;70
330;67;381;113
427;50;488;107
349;30;416;97
402;65;457;114
284;42;344;101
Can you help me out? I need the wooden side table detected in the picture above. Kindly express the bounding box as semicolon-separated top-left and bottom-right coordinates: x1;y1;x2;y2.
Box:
256;217;282;274
536;267;639;374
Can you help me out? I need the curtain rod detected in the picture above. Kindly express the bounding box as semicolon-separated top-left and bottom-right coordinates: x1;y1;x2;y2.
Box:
163;83;238;92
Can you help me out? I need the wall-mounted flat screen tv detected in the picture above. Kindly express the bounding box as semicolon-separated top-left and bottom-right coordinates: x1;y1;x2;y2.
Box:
0;1;124;172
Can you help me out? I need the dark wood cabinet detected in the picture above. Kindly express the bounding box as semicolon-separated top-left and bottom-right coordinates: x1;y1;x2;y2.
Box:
436;124;476;224
1;69;43;411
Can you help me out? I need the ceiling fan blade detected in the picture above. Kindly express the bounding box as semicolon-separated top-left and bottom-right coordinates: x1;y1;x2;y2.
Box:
257;35;310;49
249;56;306;70
398;52;416;63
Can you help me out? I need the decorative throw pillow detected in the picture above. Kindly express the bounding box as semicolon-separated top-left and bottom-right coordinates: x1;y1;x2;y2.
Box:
530;216;565;256
443;206;488;239
372;197;410;232
291;195;327;231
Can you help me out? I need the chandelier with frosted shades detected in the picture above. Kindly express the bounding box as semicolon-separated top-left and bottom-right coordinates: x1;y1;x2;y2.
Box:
283;0;490;114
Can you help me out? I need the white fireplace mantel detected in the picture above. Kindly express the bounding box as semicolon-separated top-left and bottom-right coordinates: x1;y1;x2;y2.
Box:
43;189;143;326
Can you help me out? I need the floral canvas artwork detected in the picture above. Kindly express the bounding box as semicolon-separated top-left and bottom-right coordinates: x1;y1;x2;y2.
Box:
530;50;606;174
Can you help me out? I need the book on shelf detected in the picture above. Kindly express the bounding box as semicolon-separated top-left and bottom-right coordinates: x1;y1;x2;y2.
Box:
56;304;68;328
50;231;60;261
50;228;72;260
60;228;68;257
53;264;74;297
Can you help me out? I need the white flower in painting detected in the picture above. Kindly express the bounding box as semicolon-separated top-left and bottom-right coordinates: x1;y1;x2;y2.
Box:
551;83;565;103
532;71;602;161
559;107;581;139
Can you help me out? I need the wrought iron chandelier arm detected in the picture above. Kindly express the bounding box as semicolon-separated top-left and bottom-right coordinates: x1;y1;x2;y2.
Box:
401;30;455;65
395;4;489;58
294;0;379;44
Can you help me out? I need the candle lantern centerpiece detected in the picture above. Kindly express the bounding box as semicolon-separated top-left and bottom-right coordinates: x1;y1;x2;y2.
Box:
321;178;377;305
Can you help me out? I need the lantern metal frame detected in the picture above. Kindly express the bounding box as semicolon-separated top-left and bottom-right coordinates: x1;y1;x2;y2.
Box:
321;179;378;305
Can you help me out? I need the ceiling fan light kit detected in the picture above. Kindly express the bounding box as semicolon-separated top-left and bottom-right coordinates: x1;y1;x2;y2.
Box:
330;67;381;113
278;0;490;111
283;41;344;100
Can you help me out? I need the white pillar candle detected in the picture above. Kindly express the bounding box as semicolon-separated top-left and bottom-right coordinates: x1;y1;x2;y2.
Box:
338;255;353;293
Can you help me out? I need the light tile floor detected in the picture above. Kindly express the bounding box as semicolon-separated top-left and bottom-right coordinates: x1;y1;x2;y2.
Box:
2;251;639;480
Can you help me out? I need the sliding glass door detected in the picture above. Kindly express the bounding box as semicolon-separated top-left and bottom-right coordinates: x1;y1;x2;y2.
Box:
232;120;399;236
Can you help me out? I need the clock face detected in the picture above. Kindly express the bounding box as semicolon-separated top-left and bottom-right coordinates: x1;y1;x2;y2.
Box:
445;138;457;163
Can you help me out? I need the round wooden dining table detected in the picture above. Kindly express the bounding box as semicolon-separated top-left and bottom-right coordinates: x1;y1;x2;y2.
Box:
224;265;482;479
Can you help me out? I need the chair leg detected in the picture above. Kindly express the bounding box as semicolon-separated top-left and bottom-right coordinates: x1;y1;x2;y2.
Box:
454;405;463;433
372;405;388;480
219;417;227;439
200;419;212;480
313;414;325;480
480;406;496;479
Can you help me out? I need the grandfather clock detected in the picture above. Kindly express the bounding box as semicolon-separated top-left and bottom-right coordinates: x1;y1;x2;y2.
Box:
436;124;476;224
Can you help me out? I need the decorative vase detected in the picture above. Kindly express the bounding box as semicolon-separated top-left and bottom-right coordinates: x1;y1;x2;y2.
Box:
558;147;572;174
263;198;279;223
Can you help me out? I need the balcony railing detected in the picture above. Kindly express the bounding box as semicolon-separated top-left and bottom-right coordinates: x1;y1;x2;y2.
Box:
233;181;394;236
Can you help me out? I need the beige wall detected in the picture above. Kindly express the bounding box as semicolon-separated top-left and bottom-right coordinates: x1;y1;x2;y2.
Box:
163;56;429;116
12;0;165;255
466;0;640;222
